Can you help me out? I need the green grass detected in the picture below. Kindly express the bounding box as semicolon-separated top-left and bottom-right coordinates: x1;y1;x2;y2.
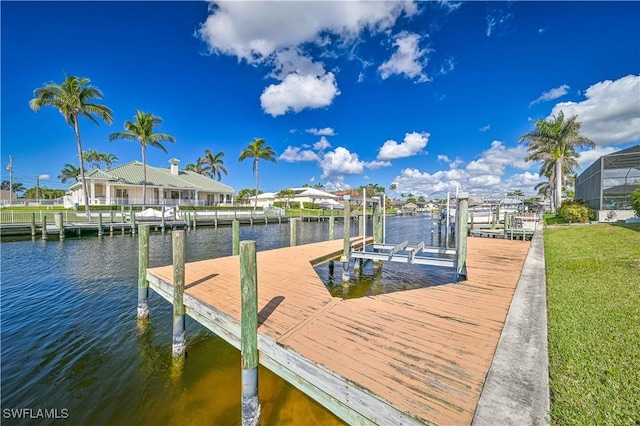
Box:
544;214;569;225
544;224;640;425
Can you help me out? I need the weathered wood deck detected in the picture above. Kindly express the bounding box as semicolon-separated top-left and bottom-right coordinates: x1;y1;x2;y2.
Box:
147;237;530;425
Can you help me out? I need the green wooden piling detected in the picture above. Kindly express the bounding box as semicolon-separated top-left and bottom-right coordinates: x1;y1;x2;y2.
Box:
110;210;115;223
239;240;260;426
172;230;186;357
492;205;499;229
290;218;297;247
469;212;474;234
131;208;137;235
193;212;197;230
138;225;150;320
58;212;65;239
341;196;351;282
373;201;383;245
31;212;36;236
98;212;104;237
42;216;48;240
329;216;335;240
503;212;508;239
232;219;240;256
161;209;166;233
455;193;469;281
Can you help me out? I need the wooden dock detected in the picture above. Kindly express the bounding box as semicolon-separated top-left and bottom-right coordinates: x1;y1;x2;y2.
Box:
146;237;531;425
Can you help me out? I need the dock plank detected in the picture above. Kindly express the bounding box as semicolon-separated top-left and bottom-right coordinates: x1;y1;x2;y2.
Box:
147;236;530;425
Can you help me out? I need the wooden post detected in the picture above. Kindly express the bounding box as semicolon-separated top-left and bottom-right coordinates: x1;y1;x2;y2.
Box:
131;208;137;235
172;230;186;357
329;216;335;240
373;200;382;245
469;212;474;235
503;212;509;239
250;211;254;226
341;196;351;282
358;214;364;237
110;210;115;224
492;205;499;229
42;216;48;240
31;212;36;236
172;206;177;229
289;218;297;247
232;219;240;255
137;225;150;320
98;212;104;237
161;209;166;233
58;212;65;239
214;209;218;229
186;212;191;231
239;240;260;426
431;209;435;233
455;193;468;281
193;212;197;230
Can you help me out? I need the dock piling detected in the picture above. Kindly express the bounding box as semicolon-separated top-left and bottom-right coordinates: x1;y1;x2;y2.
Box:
137;225;150;320
161;209;166;233
329;216;335;240
31;213;36;236
98;213;104;237
131;208;137;235
455;193;469;281
172;230;186;358
232;219;240;255
42;216;48;240
239;240;260;426
341;195;351;282
290;218;297;247
58;212;65;239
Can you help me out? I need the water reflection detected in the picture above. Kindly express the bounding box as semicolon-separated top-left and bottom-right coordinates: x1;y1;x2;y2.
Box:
1;215;446;425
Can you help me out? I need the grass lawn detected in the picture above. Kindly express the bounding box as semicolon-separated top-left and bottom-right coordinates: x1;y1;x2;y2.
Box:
544;214;569;225
545;223;640;424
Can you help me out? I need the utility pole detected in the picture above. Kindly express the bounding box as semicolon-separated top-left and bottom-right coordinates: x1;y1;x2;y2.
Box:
7;156;13;200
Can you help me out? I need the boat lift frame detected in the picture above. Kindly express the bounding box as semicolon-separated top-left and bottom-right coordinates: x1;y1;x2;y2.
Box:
347;190;469;280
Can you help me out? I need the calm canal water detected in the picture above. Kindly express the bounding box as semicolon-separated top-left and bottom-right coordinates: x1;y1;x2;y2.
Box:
1;215;453;425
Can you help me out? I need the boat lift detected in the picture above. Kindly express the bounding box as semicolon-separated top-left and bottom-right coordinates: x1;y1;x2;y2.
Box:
346;191;469;280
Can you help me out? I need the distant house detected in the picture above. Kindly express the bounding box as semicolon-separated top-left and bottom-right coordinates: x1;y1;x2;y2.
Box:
250;187;339;208
403;202;418;213
67;159;236;207
0;190;17;205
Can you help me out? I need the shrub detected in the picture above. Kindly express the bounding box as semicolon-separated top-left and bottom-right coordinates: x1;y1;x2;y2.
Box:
631;188;640;218
559;200;595;223
302;202;320;209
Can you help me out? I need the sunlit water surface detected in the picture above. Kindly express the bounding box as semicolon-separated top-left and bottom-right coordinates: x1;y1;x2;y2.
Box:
1;215;452;425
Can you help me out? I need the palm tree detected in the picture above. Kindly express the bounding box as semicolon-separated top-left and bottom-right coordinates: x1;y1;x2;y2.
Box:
83;149;101;169
185;162;205;174
519;111;594;213
199;149;228;181
59;163;80;183
1;181;25;194
29;74;113;217
101;153;119;170
239;138;276;210
109;110;176;206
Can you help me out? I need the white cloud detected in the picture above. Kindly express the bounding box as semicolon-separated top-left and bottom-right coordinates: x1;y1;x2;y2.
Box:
323;176;351;191
486;9;513;37
307;127;335;136
377;131;429;160
439;57;455;75
466;141;529;174
378;32;431;83
260;73;340;116
279;146;320;162
549;74;640;145
479;124;491;132
199;2;418;63
320;147;365;178
313;136;332;151
438;1;462;12
438;154;450;162
364;160;392;170
269;48;326;80
357;72;365;83
576;146;618;170
529;84;570;107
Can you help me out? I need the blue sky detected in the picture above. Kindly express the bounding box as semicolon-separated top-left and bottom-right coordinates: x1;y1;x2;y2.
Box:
2;1;639;198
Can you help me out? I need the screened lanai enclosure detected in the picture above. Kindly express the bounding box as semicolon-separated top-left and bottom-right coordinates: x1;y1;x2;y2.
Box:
575;145;640;221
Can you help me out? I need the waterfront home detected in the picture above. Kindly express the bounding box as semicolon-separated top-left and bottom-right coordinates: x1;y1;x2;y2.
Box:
249;187;339;208
66;158;236;207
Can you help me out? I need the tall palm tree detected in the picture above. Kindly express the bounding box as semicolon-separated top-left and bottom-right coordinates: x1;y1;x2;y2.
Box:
239;138;276;210
109;110;175;206
199;149;228;181
29;74;113;217
59;163;80;183
83;149;102;169
519;111;594;213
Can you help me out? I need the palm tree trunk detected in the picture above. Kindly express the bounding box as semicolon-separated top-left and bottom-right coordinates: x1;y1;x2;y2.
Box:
254;159;259;212
142;146;147;208
555;157;562;214
74;117;91;220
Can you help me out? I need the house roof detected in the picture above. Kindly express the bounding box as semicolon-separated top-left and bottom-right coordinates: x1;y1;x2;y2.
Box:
292;187;338;198
70;161;235;193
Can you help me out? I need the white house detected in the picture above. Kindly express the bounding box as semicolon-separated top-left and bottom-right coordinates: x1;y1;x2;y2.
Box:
67;159;236;207
249;187;339;208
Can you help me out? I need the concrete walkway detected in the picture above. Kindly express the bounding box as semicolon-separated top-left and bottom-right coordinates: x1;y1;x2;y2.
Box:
472;230;550;425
